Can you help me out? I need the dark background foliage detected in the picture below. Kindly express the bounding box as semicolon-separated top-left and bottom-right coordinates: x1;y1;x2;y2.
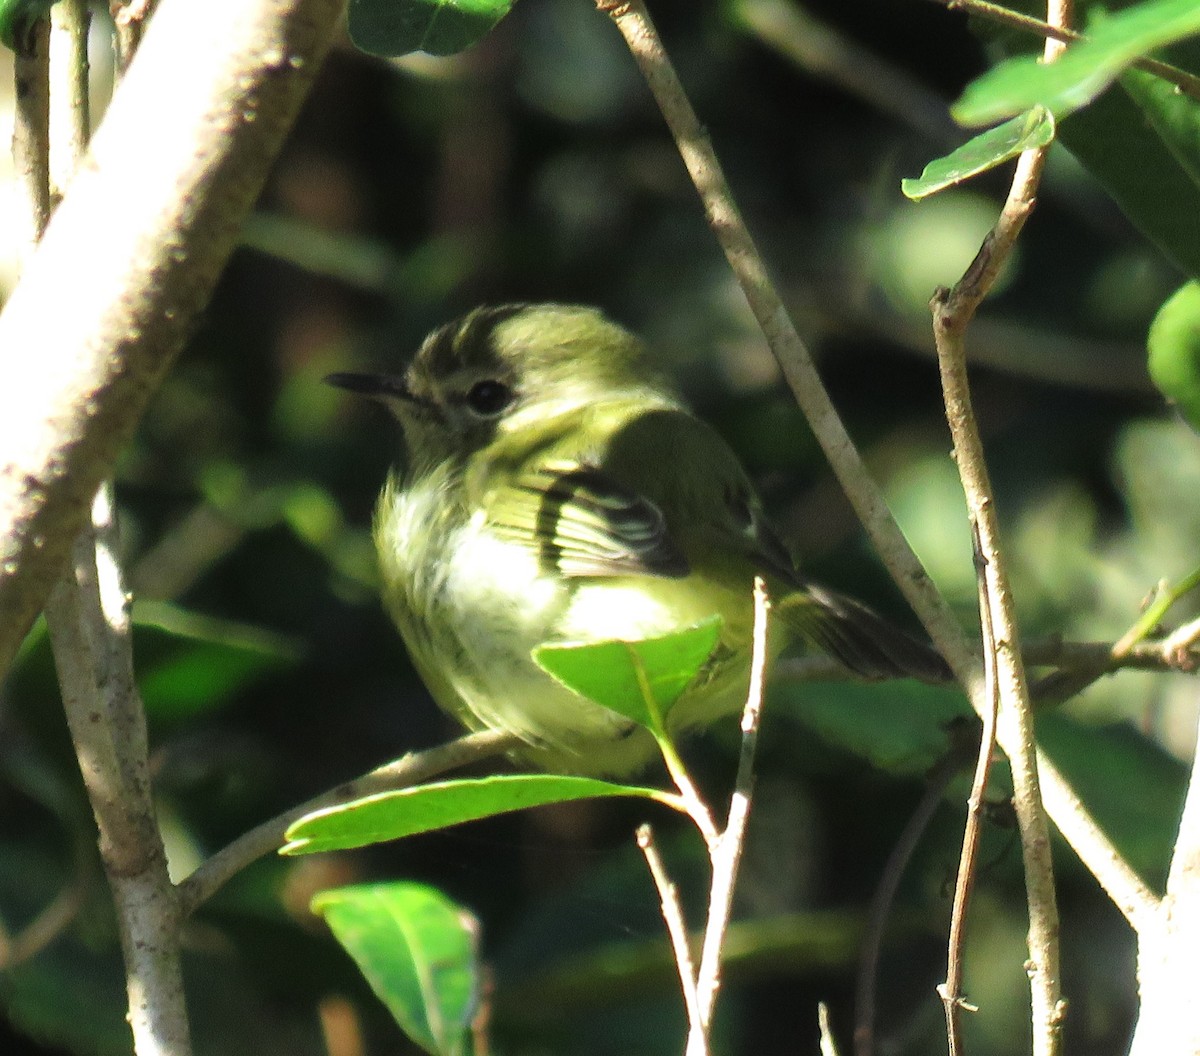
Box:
1;1;1194;1053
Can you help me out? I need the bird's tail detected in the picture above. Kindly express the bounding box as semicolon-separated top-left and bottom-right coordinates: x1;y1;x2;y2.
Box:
776;584;952;684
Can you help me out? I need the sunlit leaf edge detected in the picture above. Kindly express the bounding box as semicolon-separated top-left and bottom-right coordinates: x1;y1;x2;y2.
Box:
282;773;671;854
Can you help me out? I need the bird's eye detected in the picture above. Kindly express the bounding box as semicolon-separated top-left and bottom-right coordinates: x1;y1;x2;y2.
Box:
464;379;514;417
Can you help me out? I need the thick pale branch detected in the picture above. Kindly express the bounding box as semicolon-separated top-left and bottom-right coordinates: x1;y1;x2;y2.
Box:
0;0;347;684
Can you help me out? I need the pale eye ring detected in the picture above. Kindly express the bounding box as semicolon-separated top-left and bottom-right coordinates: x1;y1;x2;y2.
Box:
465;379;514;417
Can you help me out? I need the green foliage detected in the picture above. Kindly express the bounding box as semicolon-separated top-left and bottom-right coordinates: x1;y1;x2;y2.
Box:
9;2;1200;1055
0;0;55;50
953;0;1200;125
533;617;723;731
347;0;515;57
282;774;670;854
1148;281;1200;429
902;107;1056;200
1057;73;1200;280
1039;714;1185;890
313;883;481;1056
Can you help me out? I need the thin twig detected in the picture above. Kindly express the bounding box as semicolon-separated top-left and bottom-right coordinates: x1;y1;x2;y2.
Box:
48;0;90;204
11;19;51;260
597;0;1148;951
854;727;975;1056
940;526;1001;1056
177;728;520;913
1114;566;1200;659
597;0;967;680
688;579;771;1055
110;0;157;73
0;865;91;969
777;636;1200;686
1158;616;1200;664
637;824;703;1036
819;1002;842;1056
927;5;1071;1053
930;0;1200;105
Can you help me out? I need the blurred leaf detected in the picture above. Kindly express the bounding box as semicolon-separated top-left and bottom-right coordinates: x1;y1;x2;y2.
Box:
1038;714;1185;890
0;840;127;1056
533;617;723;731
498;908;871;1025
902;107;1056;200
281;481;344;548
0;0;54;49
772;678;971;776
1148;280;1200;429
282;775;670;854
133;601;300;722
313;883;480;1056
954;0;1200;125
1056;75;1200;281
347;0;514;57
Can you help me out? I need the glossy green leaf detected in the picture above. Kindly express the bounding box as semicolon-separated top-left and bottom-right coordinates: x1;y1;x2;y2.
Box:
532;617;723;731
902;106;1056;200
313;883;479;1056
1148;280;1200;430
282;774;670;854
347;0;515;57
954;0;1200;126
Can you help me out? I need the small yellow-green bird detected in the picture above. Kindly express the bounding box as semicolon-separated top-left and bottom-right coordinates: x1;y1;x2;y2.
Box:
328;304;949;775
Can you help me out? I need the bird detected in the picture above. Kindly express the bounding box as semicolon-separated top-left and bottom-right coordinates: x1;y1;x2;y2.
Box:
327;303;950;776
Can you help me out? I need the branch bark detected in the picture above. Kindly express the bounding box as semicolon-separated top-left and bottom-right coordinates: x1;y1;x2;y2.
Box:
0;0;348;684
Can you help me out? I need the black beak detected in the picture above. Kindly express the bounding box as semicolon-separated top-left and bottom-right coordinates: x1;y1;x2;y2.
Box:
324;371;411;400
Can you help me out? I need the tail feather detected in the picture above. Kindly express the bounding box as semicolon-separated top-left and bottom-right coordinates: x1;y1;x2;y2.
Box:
778;584;952;684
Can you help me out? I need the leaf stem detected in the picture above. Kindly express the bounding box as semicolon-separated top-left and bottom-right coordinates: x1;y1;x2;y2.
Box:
931;0;1200;105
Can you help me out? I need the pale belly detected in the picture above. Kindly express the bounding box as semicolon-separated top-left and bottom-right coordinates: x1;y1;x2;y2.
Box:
381;499;758;775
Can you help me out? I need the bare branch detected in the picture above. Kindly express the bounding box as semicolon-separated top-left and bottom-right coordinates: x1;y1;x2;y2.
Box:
691;579;771;1053
11;20;51;258
637;824;703;1041
47;488;192;1056
940;527;1001;1056
597;0;1150;952
927;6;1073;1053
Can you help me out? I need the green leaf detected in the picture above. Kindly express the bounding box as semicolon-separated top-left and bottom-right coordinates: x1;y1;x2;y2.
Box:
953;0;1200;126
773;678;972;776
1148;280;1200;430
902;106;1056;200
1038;716;1184;890
132;601;300;722
1055;73;1200;280
532;617;723;731
347;0;515;58
0;0;55;50
282;774;670;854
313;883;480;1056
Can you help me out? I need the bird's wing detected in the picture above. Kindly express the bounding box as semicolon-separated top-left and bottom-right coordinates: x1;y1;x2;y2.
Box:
488;460;690;579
